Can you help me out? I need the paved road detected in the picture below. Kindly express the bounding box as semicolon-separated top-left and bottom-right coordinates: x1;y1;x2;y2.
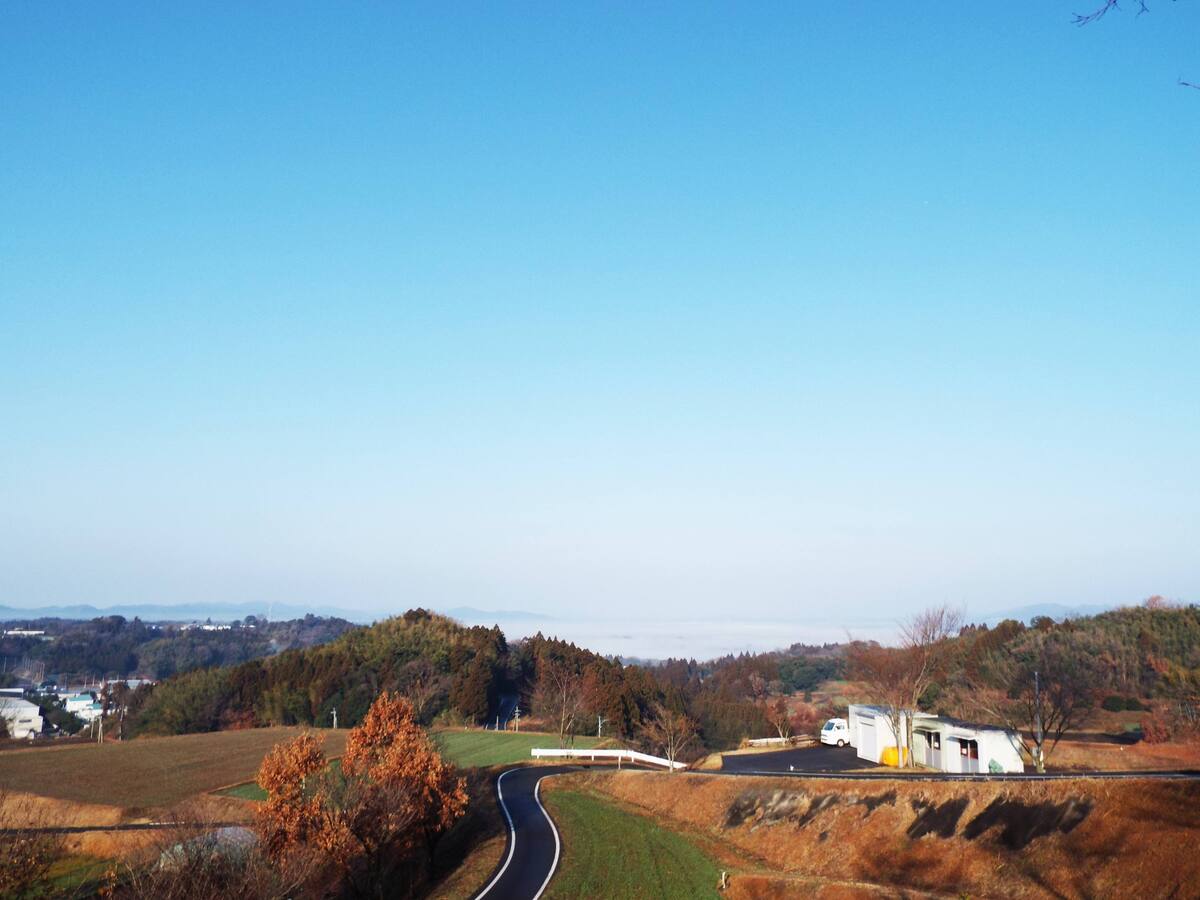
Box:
722;743;865;774
471;750;1200;898
474;765;575;900
720;745;1199;781
489;693;519;731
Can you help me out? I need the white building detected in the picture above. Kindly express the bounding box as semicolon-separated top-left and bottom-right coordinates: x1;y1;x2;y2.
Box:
847;703;1024;774
64;693;104;723
0;698;44;739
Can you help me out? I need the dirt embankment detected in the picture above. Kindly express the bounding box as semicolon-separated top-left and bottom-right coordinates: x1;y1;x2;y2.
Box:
562;770;1200;899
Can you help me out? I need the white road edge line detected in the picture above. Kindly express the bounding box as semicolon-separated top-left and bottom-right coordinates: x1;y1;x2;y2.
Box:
474;769;517;899
531;775;560;900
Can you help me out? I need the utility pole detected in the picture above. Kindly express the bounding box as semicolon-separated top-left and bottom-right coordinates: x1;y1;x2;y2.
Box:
97;682;106;744
1034;670;1044;773
513;705;520;733
597;714;606;738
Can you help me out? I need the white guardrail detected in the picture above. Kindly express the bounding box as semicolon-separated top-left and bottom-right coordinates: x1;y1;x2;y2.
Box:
530;747;688;770
745;735;816;748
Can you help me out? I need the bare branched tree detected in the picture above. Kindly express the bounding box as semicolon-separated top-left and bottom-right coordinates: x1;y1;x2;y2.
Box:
765;697;792;741
1073;1;1195;89
845;641;915;766
899;605;964;755
847;605;963;767
402;659;441;725
533;658;584;748
960;629;1104;772
640;702;697;771
1072;0;1148;27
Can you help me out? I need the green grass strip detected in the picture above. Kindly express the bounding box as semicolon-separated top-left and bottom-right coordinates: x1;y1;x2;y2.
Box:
543;790;721;899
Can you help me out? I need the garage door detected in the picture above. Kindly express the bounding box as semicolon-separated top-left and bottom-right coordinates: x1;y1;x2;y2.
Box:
858;718;876;762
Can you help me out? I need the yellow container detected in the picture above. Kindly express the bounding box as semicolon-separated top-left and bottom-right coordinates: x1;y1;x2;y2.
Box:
880;747;909;767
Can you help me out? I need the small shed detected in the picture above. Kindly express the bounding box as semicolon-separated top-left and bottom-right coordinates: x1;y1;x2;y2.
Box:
847;704;1025;773
911;718;1024;774
846;704;936;765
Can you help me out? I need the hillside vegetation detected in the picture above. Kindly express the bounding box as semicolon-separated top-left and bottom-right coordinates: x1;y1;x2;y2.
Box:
125;602;1200;761
0;614;355;681
130;609;771;753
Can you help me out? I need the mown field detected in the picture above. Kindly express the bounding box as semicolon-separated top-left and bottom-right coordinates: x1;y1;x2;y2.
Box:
216;730;606;802
542;789;722;899
0;727;347;809
431;730;603;768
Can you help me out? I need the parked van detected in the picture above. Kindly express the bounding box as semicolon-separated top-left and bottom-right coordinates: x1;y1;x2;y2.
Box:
820;717;850;747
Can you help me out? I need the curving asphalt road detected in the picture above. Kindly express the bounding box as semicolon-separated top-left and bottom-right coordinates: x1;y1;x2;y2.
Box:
471;750;1200;899
473;765;576;900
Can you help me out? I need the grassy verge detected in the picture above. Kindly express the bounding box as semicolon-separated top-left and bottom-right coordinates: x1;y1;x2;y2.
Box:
216;757;345;802
541;789;722;899
428;769;508;900
215;781;269;801
432;730;603;768
45;853;115;895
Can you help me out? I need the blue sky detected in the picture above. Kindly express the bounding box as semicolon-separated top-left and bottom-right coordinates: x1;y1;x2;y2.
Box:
2;3;1197;625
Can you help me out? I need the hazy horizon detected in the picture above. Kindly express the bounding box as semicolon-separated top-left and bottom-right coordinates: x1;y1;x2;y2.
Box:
3;4;1197;627
0;596;1147;660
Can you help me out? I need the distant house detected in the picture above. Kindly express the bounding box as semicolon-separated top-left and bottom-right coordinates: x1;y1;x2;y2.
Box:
0;697;44;739
846;703;1024;774
105;677;155;690
63;693;104;722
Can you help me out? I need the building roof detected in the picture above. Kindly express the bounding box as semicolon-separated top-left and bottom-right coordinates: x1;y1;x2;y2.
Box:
0;698;41;713
914;715;1016;736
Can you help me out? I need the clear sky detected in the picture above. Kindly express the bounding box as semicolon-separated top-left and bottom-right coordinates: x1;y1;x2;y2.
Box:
2;3;1197;625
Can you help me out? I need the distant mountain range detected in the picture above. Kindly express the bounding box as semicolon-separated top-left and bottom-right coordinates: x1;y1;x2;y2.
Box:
0;601;552;627
0;601;367;624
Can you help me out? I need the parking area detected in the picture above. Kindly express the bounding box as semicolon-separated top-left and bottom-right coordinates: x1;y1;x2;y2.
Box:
721;743;872;774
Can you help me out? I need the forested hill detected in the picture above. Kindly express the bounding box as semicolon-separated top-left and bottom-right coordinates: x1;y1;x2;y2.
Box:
954;601;1200;694
129;609;773;751
126;602;1199;752
0;614;356;682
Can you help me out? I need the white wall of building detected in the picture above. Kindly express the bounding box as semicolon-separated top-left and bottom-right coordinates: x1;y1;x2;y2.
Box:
0;698;43;739
848;704;1025;773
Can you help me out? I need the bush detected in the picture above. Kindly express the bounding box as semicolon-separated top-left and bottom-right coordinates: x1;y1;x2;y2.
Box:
1102;695;1148;713
1141;714;1173;744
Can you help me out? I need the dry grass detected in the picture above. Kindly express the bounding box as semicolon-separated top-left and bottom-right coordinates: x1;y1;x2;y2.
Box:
427;768;511;900
0;728;347;812
560;769;1200;899
725;873;949;899
1049;736;1200;771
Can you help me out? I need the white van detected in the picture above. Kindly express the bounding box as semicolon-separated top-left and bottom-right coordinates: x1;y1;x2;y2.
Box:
820;717;850;747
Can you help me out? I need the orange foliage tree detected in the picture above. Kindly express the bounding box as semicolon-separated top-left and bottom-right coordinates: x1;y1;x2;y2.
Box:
256;693;467;895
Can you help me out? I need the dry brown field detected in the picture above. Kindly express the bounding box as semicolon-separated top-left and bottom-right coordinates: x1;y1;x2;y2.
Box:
0;727;347;811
